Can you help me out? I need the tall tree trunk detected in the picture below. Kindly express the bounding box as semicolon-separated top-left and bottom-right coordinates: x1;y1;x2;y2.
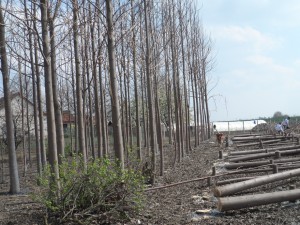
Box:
18;58;26;176
170;2;181;162
99;60;108;156
144;0;157;183
90;1;102;158
25;67;32;165
40;0;60;188
85;40;96;159
25;0;41;176
0;7;20;194
49;16;65;163
179;1;190;153
82;9;95;158
105;0;124;169
96;9;108;156
69;35;78;154
130;0;141;159
34;27;46;168
126;63;133;149
72;0;87;167
154;73;164;176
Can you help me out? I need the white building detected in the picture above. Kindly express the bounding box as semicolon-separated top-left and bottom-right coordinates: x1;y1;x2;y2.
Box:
0;93;45;138
212;119;267;132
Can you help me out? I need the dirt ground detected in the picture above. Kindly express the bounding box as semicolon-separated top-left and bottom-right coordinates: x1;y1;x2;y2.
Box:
1;138;300;225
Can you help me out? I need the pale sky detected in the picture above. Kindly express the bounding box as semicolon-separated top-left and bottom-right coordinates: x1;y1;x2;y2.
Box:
202;0;300;121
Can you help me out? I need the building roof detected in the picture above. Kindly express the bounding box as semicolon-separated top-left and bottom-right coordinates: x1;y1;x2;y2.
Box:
0;92;34;110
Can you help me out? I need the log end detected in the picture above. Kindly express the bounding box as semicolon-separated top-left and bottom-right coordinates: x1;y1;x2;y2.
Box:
217;198;223;211
213;187;221;197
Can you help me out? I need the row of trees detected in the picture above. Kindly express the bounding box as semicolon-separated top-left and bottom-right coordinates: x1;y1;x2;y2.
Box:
0;0;214;194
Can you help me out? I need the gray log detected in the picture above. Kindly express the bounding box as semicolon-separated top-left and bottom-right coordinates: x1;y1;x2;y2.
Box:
230;145;300;156
232;136;286;142
216;177;255;186
225;157;300;169
227;164;300;175
218;188;300;211
229;149;300;162
236;139;282;148
214;167;300;197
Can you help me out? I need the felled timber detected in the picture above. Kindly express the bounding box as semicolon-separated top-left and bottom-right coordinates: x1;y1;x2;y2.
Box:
229;152;273;162
216;177;255;186
225;164;300;175
232;136;287;142
229;168;271;174
225;157;300;169
230;145;300;156
231;133;261;138
229;148;300;162
214;167;300;197
218;188;300;211
236;139;283;148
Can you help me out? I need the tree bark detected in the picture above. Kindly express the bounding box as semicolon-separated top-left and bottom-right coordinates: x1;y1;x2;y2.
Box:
218;189;300;211
34;27;46;168
40;0;60;188
131;0;141;159
105;0;124;169
72;0;87;167
49;14;65;163
0;7;20;194
144;0;157;182
90;1;102;158
24;0;41;176
214;167;300;197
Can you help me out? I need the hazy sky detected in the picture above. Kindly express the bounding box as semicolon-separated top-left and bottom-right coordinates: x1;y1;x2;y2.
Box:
202;0;300;121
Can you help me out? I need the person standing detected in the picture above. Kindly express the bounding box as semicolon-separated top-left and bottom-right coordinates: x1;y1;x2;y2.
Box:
275;122;284;135
282;117;290;130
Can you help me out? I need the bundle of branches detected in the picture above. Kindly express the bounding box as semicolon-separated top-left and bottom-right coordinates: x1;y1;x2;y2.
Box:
35;156;145;224
252;123;272;133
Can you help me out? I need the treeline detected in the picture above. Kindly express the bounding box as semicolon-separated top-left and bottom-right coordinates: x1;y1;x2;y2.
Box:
0;0;213;193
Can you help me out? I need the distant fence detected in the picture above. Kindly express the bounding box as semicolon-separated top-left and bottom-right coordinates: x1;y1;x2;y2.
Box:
212;120;267;133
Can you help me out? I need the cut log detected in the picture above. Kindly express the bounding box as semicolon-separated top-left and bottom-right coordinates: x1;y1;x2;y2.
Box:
216;177;255;186
225;160;269;169
227;164;300;175
218;188;300;211
230;145;300;156
229;152;273;162
229;148;300;162
236;139;282;148
231;133;261;138
214;167;300;197
225;157;300;169
232;136;286;142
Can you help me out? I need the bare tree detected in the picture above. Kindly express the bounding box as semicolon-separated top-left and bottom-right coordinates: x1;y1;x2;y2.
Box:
105;0;125;169
0;6;20;194
48;1;65;162
72;0;87;167
130;0;141;159
144;0;157;183
40;0;60;188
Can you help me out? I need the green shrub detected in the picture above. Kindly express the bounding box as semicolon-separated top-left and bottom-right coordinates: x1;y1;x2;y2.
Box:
34;156;145;224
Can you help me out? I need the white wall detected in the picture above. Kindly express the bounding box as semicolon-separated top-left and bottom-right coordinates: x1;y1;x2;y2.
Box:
212;120;267;132
0;95;47;136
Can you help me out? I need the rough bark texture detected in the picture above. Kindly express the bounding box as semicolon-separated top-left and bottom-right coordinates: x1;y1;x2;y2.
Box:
72;0;87;166
49;16;65;163
0;7;20;194
218;189;300;211
106;0;124;169
214;167;300;197
40;0;60;187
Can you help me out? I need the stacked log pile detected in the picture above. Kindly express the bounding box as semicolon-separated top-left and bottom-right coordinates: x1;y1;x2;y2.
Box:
212;132;300;212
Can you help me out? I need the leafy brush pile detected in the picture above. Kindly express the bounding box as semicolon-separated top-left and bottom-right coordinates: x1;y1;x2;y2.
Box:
34;157;145;224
